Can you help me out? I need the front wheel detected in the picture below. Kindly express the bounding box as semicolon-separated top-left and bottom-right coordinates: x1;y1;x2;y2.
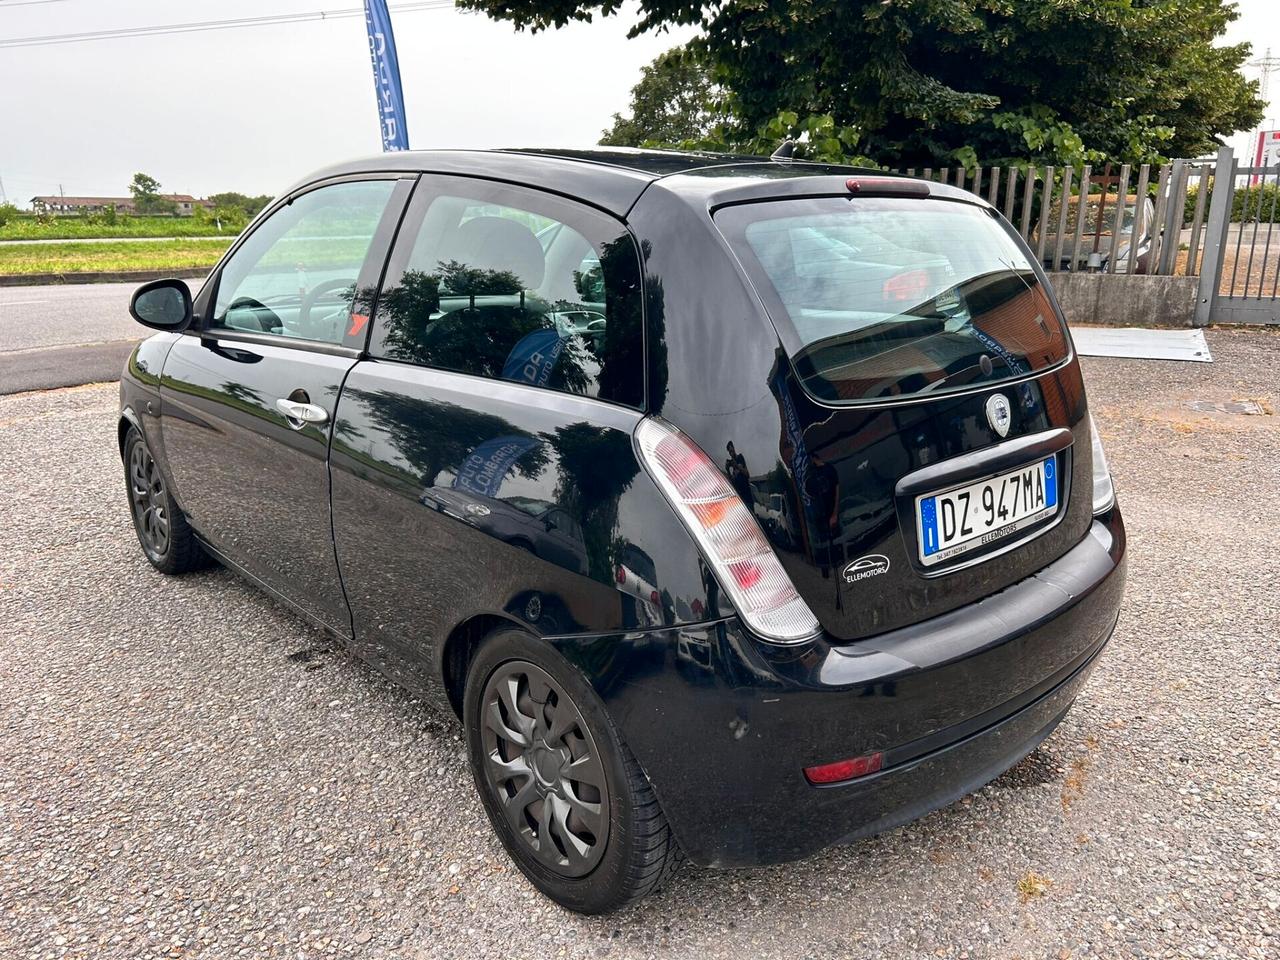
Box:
123;426;208;575
463;629;682;913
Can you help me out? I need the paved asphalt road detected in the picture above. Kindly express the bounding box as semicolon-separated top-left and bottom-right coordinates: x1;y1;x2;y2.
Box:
0;330;1276;959
0;282;158;394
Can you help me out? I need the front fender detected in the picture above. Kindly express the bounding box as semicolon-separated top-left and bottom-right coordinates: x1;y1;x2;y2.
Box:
118;332;182;492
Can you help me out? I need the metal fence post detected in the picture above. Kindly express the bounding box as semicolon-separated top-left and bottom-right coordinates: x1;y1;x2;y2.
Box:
1157;159;1188;276
1194;146;1236;328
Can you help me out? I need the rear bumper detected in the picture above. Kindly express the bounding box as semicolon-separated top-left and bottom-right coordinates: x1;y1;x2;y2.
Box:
550;508;1126;868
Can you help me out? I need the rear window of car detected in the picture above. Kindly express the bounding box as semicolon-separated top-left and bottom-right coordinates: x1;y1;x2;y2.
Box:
714;196;1070;403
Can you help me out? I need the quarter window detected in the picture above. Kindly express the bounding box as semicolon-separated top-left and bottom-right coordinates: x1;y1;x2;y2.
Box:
211;180;396;345
369;179;644;408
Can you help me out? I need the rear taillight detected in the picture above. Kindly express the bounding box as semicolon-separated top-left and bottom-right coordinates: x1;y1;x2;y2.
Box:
1088;413;1115;514
634;418;821;644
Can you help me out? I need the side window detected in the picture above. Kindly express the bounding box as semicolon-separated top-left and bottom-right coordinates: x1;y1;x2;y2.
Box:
369;178;645;408
211;180;396;345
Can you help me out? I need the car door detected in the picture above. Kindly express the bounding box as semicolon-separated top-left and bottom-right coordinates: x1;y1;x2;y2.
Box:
326;174;690;693
159;175;414;634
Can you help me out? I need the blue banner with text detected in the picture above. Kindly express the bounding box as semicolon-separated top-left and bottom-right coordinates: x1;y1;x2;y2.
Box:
363;0;409;151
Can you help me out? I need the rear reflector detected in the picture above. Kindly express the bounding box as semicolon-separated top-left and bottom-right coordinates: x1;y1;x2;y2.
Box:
634;417;821;644
804;752;884;785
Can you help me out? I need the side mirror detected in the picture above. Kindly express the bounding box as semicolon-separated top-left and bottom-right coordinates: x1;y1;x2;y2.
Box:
130;278;193;331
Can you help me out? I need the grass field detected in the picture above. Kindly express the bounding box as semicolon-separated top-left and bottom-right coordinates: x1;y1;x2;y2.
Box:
0;216;236;241
0;238;232;275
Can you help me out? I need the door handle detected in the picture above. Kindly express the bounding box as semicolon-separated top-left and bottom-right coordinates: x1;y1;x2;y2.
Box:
275;398;329;426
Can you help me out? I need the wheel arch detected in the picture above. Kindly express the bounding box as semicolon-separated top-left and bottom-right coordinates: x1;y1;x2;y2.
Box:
440;613;525;718
118;406;144;458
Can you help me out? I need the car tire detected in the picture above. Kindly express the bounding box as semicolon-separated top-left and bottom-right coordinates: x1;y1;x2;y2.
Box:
463;628;682;913
123;426;209;575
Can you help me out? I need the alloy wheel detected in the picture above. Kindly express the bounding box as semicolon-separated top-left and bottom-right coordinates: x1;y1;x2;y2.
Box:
480;660;610;877
128;440;170;558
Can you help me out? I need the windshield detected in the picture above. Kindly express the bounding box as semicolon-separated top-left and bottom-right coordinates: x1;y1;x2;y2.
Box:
715;196;1070;403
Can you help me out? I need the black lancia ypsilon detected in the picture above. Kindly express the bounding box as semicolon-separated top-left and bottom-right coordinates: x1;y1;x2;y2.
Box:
119;148;1126;913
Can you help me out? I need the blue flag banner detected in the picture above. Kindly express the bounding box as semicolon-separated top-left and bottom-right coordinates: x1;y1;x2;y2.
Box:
453;435;542;499
501;328;567;387
363;0;410;151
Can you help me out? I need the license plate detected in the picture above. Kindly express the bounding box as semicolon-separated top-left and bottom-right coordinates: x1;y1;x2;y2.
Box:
916;457;1058;566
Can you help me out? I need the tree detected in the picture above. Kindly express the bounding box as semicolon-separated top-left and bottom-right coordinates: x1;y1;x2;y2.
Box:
462;0;1264;167
600;46;727;146
600;43;865;163
129;172;176;215
208;192;273;218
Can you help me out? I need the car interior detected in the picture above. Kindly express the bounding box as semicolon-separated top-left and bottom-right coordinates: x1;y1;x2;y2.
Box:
210;182;396;344
388;196;609;383
212;189;610;385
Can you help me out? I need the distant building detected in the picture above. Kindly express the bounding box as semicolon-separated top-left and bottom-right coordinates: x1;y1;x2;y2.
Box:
28;194;213;216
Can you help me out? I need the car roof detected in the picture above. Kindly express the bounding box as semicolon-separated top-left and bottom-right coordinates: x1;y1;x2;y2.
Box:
294;147;983;219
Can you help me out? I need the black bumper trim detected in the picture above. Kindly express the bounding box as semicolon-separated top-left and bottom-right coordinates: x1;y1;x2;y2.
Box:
877;609;1118;771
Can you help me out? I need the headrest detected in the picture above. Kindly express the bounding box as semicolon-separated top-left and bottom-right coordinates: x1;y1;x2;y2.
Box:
449;216;545;290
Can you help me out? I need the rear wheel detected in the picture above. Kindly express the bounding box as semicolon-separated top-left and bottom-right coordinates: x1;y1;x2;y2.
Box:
463;629;682;913
123;426;208;575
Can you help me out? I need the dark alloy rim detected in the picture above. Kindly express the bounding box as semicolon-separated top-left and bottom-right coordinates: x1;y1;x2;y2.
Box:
128;440;170;558
480;660;610;878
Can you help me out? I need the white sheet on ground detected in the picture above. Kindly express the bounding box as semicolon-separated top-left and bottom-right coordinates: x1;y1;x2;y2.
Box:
1071;327;1212;362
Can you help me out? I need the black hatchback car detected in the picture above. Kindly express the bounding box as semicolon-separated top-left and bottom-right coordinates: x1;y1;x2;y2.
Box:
119;148;1126;913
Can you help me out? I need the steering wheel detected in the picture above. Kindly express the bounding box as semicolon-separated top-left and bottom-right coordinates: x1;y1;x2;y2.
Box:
295;279;357;341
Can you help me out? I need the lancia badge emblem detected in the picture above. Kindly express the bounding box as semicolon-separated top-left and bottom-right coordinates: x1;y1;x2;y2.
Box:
985;393;1012;437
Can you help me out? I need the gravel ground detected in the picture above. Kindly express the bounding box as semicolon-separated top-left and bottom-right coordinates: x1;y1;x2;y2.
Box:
1;329;1277;960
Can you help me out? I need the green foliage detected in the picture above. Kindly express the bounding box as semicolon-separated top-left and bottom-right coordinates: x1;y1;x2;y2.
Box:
0;203;19;227
129;171;177;215
0;238;229;276
1185;181;1280;225
74;204;122;228
130;172;161;197
209;205;250;232
0;215;232;241
651;107;869;164
601;48;871;164
601;45;728;146
208;191;273;218
992;107;1100;167
465;0;1264;168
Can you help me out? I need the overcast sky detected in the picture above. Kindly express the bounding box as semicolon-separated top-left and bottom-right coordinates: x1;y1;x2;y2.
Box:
0;0;1277;204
